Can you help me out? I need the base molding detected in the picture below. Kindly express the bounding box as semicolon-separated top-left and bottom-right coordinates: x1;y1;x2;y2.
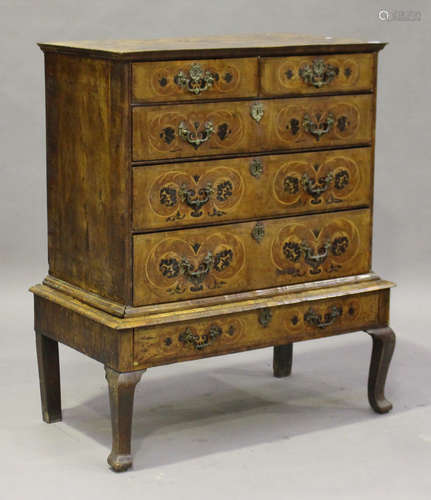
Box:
31;274;395;330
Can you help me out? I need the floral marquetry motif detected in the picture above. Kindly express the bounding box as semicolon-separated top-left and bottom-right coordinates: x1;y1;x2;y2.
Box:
274;99;361;145
133;210;371;306
260;53;374;96
135;104;248;160
132;58;258;102
272;151;365;208
133;149;372;232
133;291;383;367
284;296;371;338
146;166;244;223
271;216;361;277
136;231;246;303
135;316;247;365
132;95;373;161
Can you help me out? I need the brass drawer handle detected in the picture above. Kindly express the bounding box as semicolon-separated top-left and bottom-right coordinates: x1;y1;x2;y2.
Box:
299;58;339;88
304;306;342;329
179;182;213;216
300;241;330;271
280;237;347;276
178;121;214;149
303;113;335;140
179;325;222;350
180;252;213;288
301;172;333;202
174;62;216;95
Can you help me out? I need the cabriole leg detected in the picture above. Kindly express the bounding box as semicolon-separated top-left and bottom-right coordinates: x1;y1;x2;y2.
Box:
105;366;146;472
366;327;396;414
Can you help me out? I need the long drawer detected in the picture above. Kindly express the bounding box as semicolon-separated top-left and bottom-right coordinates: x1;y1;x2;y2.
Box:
133;209;371;306
133;290;384;367
133;147;372;231
132;94;373;161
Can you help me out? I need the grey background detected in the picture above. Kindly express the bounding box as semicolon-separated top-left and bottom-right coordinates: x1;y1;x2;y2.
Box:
1;1;430;498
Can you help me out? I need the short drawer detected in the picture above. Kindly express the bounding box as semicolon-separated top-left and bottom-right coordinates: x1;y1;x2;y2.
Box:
133;147;372;231
260;53;375;96
132;58;258;103
133;290;384;367
132;94;373;161
133;209;371;306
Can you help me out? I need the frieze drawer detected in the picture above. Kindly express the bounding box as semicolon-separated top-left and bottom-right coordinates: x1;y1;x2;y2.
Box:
132;94;373;161
260;53;375;96
133;209;371;306
132;58;258;103
133;147;372;231
133;290;385;368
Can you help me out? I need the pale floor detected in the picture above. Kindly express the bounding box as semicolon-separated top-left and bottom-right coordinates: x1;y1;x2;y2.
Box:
1;281;430;500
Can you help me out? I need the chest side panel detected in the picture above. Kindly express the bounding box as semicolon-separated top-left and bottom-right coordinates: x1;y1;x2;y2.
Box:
45;54;131;303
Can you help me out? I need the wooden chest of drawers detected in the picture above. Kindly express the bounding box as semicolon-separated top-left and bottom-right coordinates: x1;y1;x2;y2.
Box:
31;34;396;472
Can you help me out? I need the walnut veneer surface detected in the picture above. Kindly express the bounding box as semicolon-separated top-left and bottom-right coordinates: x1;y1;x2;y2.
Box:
31;33;396;472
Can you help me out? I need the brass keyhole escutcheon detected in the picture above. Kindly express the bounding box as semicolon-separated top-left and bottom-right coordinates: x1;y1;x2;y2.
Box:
251;221;265;243
258;308;272;327
250;102;264;123
250;158;264;178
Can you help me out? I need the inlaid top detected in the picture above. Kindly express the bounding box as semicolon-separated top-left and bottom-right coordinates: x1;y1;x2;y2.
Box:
38;33;386;61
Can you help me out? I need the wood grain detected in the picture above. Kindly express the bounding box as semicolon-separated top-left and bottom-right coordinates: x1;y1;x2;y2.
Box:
132;147;372;231
132;58;258;103
35;331;62;423
34;295;133;371
133;290;384;368
44;53;131;303
132;95;373;161
38;33;386;61
31;275;395;329
260;53;375;96
105;367;146;472
133;209;372;306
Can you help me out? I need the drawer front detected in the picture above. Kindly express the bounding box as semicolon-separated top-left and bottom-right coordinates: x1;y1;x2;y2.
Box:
261;53;375;96
132;58;258;103
134;290;383;367
133;147;372;231
133;209;371;306
132;95;373;161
